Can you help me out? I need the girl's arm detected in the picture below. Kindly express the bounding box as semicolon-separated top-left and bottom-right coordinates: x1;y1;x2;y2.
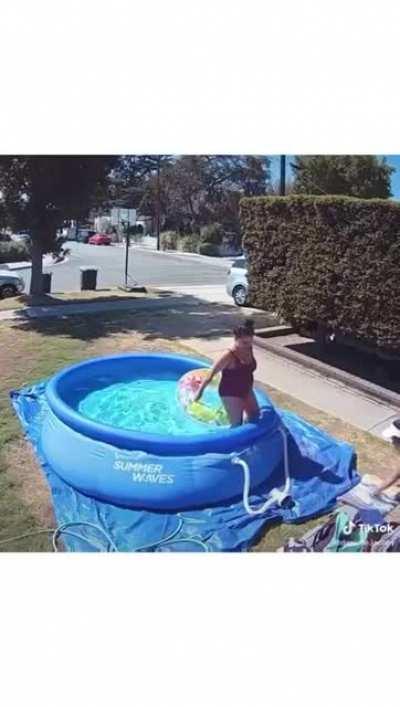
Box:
193;352;232;401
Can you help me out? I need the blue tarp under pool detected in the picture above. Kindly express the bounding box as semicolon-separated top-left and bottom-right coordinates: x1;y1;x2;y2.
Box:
10;381;360;551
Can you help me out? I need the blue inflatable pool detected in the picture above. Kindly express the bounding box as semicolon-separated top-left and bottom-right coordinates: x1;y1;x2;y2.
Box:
42;353;284;510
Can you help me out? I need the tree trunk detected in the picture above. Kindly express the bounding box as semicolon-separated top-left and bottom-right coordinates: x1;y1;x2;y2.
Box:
30;238;44;295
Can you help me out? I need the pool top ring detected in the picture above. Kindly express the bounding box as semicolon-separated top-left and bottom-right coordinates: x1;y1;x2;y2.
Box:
45;353;276;456
178;368;228;427
42;353;284;510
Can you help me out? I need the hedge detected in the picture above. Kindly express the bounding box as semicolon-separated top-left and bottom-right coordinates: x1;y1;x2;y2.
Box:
0;241;30;264
240;195;400;353
160;231;199;253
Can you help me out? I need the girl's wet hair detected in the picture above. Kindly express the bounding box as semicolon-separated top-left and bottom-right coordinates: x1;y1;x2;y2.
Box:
233;318;255;338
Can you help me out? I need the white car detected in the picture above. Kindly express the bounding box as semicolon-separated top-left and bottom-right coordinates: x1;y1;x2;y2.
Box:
0;269;25;298
226;257;249;306
11;232;31;244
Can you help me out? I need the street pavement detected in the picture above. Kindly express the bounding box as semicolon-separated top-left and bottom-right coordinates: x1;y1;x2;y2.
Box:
13;242;232;295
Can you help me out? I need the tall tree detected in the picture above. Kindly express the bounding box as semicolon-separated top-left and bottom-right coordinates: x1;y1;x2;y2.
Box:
0;156;117;294
139;155;271;234
291;155;394;198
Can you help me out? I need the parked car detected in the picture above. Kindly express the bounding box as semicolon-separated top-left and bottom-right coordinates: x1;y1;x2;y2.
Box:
75;228;96;243
226;257;249;306
11;232;31;244
0;232;12;242
0;269;25;298
88;233;112;246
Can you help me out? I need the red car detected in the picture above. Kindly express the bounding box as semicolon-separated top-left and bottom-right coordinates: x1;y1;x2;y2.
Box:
88;233;112;246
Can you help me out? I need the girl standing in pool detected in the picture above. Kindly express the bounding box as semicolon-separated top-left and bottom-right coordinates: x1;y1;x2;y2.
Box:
193;318;259;427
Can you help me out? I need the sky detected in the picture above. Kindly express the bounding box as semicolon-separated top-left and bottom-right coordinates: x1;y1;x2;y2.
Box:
270;155;400;199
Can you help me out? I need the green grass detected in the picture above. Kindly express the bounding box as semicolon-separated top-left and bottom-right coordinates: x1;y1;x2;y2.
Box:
1;309;398;552
0;314;196;551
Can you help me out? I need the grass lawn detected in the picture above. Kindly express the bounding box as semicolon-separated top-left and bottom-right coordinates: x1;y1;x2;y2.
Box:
1;308;398;552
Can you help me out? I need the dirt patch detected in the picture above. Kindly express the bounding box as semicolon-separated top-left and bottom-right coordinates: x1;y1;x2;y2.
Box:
4;440;54;528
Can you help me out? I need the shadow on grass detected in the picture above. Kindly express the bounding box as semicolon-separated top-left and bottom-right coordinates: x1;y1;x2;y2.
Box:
0;289;152;310
10;291;278;344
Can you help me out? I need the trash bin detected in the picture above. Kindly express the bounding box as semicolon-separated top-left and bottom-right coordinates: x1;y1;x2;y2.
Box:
80;266;98;291
42;272;52;294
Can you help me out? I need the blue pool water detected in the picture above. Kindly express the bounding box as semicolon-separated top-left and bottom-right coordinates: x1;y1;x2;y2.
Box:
78;379;225;435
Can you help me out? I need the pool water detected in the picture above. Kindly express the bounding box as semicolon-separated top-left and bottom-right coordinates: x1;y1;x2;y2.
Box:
78;378;226;436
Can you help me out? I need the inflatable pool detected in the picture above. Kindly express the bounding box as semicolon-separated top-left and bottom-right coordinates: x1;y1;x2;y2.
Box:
42;353;285;511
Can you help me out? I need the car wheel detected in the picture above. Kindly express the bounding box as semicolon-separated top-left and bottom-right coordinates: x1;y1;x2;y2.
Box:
232;285;248;306
0;284;18;298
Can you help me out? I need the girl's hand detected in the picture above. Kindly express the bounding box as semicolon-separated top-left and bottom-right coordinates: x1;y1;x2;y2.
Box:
192;389;202;403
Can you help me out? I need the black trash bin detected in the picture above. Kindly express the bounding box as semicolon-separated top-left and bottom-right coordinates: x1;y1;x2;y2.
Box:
80;267;98;291
42;272;52;294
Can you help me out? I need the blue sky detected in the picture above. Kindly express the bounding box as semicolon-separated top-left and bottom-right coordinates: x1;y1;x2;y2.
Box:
270;155;400;199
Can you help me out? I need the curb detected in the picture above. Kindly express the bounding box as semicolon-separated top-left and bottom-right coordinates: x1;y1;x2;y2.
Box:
3;255;68;271
254;335;400;409
255;325;295;338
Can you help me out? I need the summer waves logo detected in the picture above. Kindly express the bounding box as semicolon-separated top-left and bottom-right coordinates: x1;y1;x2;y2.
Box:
113;452;175;485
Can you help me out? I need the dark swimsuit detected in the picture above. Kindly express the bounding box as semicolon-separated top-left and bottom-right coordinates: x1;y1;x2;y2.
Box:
219;350;257;399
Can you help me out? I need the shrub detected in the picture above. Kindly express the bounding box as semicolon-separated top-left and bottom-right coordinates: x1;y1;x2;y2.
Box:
240;195;400;354
0;241;30;264
127;224;143;235
199;242;220;256
160;231;179;251
178;235;199;253
200;223;225;245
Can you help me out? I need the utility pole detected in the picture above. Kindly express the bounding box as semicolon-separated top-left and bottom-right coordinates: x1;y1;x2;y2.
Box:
280;155;286;196
124;220;130;289
156;156;161;251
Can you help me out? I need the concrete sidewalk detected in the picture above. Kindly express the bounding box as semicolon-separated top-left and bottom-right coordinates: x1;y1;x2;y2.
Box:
186;335;400;439
0;295;186;321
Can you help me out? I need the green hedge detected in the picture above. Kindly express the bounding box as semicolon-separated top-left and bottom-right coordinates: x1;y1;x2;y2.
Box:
240;195;400;353
0;242;30;264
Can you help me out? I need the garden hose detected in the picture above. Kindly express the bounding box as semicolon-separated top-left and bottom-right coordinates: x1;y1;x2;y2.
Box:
232;425;291;515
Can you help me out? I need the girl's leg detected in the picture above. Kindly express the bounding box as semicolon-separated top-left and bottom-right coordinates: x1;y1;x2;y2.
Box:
243;390;260;423
221;396;245;427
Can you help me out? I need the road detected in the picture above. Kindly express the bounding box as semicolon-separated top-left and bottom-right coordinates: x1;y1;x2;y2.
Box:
15;242;232;297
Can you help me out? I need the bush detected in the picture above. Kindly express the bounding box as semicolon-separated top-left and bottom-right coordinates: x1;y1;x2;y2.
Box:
178;235;199;253
240;195;400;354
199;242;220;256
127;224;143;236
160;231;179;251
200;223;225;245
0;241;30;264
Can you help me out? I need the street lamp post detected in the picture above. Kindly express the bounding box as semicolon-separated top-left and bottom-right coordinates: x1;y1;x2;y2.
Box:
280;155;286;196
